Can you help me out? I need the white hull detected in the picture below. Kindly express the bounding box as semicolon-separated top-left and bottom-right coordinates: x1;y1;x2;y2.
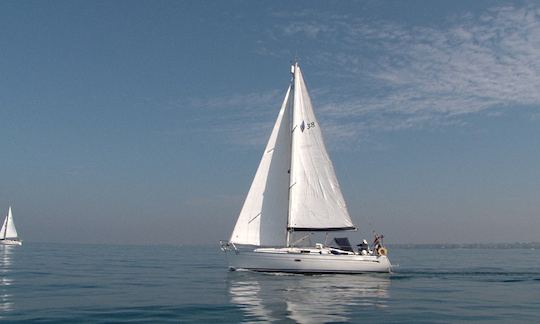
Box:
225;248;391;274
0;239;22;246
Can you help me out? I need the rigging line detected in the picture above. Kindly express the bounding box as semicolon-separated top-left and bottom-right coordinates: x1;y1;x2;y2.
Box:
338;154;375;239
290;233;311;247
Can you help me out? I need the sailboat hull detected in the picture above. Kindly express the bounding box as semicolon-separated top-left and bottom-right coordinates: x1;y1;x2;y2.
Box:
0;239;22;246
225;249;391;274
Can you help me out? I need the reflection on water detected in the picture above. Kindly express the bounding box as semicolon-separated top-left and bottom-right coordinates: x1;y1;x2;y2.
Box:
228;272;390;323
0;246;15;316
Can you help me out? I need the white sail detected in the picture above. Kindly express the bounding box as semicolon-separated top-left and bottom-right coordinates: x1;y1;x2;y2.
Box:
1;207;19;239
230;86;292;246
288;64;355;231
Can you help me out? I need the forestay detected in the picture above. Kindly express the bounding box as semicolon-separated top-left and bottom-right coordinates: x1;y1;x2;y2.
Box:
288;65;355;231
230;86;292;246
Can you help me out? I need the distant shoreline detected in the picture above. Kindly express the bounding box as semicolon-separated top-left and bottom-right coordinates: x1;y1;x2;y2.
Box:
388;242;540;249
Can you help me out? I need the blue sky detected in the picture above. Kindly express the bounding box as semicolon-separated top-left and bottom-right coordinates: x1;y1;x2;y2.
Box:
1;1;539;244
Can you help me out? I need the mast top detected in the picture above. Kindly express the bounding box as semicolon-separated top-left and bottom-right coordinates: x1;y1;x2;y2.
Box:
290;59;300;84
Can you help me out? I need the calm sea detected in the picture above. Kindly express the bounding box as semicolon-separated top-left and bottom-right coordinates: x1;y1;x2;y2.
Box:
1;243;539;322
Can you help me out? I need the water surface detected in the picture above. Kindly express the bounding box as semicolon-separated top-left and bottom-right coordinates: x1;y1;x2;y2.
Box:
1;243;539;322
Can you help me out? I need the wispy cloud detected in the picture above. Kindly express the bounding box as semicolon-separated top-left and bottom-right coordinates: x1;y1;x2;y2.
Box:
185;90;285;146
185;4;540;149
282;22;334;39
265;4;540;145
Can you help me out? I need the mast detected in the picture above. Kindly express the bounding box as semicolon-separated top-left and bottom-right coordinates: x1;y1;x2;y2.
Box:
286;62;296;247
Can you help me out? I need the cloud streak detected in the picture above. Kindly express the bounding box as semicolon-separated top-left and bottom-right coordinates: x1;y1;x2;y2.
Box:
270;4;540;144
184;90;284;147
186;4;540;149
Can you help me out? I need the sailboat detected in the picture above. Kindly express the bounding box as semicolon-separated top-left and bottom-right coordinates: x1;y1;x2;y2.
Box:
0;207;22;246
220;63;391;273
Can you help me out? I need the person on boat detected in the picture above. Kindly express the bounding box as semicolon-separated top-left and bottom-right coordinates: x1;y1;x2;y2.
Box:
373;232;384;255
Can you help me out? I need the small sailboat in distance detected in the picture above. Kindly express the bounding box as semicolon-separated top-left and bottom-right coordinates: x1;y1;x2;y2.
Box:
0;207;22;246
220;62;391;273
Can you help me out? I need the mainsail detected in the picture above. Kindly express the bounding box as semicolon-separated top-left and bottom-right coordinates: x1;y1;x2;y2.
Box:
230;86;292;246
288;64;355;231
1;207;19;239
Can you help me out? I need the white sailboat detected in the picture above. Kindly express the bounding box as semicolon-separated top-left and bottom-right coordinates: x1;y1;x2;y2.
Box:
0;207;22;246
220;63;391;273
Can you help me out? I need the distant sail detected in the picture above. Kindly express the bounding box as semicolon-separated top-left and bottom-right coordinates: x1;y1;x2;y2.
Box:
1;207;19;239
230;86;292;246
288;65;355;231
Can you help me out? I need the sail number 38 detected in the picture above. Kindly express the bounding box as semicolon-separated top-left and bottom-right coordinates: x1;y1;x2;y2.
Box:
306;122;315;129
